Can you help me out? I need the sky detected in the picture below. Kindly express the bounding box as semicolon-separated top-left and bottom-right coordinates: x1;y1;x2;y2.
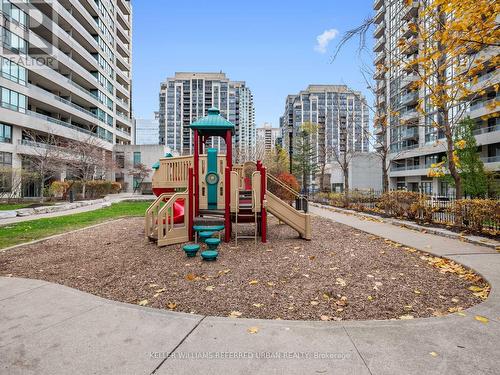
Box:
131;0;375;128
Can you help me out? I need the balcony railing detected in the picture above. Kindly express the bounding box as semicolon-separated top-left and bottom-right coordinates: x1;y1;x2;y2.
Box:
473;124;500;135
26;110;111;143
481;155;500;164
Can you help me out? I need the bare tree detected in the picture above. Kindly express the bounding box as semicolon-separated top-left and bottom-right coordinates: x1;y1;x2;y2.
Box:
67;133;113;199
330;117;357;201
22;130;66;202
128;162;152;194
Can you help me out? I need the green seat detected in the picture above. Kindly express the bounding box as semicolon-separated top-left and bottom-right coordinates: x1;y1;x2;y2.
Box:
201;250;218;261
198;231;215;243
205;238;221;250
183;244;200;257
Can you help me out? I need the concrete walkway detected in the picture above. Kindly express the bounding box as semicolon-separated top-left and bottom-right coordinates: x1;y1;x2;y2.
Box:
1;205;499;375
0;194;155;226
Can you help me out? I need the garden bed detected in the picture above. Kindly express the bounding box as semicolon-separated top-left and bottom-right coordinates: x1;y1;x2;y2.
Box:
0;216;489;321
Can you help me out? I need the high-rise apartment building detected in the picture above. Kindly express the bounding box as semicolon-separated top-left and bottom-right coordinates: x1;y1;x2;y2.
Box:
0;0;133;196
280;84;370;173
158;72;256;161
373;0;499;195
134;112;159;145
256;122;280;155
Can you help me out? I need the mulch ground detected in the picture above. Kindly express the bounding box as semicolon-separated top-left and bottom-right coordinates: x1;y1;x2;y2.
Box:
0;216;489;321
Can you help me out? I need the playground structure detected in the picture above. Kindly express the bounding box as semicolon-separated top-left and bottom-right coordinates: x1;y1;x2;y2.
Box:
145;108;311;247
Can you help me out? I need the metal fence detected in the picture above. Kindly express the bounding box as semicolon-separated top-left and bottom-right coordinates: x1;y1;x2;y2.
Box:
312;191;500;234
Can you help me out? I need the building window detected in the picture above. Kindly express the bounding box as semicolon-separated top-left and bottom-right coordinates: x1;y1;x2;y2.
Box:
420;182;433;195
1;26;28;54
133;151;141;166
1;86;26;113
115;152;125;168
0;123;12;143
0;151;13;192
0;57;26;85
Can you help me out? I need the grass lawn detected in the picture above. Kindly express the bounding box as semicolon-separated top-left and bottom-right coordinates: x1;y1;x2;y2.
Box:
0;200;152;250
0;203;32;211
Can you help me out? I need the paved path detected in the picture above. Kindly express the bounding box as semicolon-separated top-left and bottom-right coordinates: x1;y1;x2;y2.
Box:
1;205;499;375
0;194;155;226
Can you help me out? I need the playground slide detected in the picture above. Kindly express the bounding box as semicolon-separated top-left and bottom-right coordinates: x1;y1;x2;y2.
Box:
265;191;312;240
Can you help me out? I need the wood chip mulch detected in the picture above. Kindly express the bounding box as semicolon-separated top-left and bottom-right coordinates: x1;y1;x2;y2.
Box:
0;216;489;321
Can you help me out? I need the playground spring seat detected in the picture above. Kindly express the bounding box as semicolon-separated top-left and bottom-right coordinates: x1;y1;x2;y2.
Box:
205;238;221;251
183;244;200;257
201;250;218;261
198;231;215;243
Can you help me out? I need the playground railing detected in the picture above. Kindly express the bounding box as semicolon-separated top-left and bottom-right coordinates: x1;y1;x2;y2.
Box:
145;192;176;239
153;156;194;189
267;173;309;212
157;190;190;246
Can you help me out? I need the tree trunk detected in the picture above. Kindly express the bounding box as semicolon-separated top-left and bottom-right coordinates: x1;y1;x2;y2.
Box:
343;165;349;207
82;183;86;200
443;111;462;199
382;153;389;192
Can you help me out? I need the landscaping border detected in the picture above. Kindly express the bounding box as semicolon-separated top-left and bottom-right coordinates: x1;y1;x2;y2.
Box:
310;202;500;251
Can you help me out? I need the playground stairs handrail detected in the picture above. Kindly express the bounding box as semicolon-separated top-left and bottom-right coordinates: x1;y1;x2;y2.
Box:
157;190;190;246
145;192;176;239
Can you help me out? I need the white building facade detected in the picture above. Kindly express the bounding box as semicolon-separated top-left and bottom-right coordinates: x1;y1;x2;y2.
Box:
0;0;133;197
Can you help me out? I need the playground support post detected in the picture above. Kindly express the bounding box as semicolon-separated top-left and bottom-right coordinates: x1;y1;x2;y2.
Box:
188;167;194;240
194;129;200;216
261;166;267;243
224;166;231;242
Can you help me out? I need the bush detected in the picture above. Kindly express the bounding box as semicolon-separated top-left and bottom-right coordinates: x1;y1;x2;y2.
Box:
378;191;423;219
275;173;300;202
452;199;500;232
49;181;70;199
66;180;120;199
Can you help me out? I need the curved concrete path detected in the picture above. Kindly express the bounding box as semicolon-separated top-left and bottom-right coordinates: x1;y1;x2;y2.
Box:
1;205;499;375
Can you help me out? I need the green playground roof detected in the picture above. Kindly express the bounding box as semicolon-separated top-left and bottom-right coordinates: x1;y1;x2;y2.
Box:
188;108;235;133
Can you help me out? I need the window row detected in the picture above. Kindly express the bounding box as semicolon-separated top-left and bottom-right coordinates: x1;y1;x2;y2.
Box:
0;56;26;85
0;122;12;143
1;86;26;113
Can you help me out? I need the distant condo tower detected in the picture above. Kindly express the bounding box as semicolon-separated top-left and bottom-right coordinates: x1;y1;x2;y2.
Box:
158;72;256;161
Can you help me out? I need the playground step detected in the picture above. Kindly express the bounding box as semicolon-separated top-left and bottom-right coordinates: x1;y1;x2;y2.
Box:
194;216;225;226
199;209;225;217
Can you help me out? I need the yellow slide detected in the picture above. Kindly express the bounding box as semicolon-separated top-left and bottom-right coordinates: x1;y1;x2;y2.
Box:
265;191;312;240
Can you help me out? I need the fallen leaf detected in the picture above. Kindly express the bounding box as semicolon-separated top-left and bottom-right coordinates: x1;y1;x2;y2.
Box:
310;301;319;306
429;352;438;357
457;312;467;317
247;327;259;334
205;285;215;291
167;302;177;310
320;315;332;321
475;315;489;324
185;273;197;281
399;314;414;320
249;280;259;285
335;278;347;287
138;299;148;306
309;255;316;260
414;290;421;295
149;283;158;288
266;282;275;287
229;311;242;318
252;303;264;308
155;288;166;293
302;274;310;278
468;285;484;293
367;296;374;301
